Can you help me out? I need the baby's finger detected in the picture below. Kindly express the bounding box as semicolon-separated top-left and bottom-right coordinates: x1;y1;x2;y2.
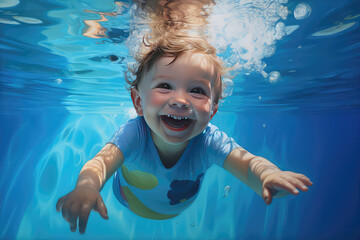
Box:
95;196;109;220
61;203;71;223
56;196;66;212
282;175;309;192
78;204;91;234
262;187;273;205
271;179;300;195
68;214;78;232
301;176;313;186
292;178;309;192
288;172;313;185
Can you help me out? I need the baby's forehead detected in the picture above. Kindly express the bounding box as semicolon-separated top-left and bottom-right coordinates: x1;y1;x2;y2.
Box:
155;52;217;79
160;52;215;68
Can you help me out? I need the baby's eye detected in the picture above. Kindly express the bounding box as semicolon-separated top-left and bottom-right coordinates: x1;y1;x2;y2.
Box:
190;87;207;95
157;83;172;89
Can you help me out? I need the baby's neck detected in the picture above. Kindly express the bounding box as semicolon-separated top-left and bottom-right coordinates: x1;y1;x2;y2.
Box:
157;147;186;169
150;131;189;169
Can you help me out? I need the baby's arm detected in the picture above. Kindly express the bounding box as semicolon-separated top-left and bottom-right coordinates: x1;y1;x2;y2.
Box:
223;148;312;205
56;143;124;234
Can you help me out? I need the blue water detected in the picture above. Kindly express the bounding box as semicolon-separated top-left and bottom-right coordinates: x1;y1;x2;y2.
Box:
1;0;360;239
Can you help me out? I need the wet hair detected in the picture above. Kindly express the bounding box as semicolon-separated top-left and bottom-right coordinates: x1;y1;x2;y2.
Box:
126;34;226;105
126;0;226;104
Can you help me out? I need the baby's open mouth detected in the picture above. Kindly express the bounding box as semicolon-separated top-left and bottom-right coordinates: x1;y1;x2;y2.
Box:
161;115;192;131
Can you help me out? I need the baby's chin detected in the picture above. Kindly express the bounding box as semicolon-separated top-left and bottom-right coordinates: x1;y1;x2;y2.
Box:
160;127;193;144
150;126;193;147
161;127;208;146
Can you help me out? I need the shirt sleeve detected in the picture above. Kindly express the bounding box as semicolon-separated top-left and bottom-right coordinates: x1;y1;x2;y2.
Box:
108;116;146;160
204;123;241;167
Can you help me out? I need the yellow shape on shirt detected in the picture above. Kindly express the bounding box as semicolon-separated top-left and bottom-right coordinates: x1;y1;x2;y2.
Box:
121;165;159;190
122;186;179;220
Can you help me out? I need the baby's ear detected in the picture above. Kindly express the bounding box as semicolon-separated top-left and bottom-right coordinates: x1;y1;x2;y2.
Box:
131;88;143;116
210;104;218;120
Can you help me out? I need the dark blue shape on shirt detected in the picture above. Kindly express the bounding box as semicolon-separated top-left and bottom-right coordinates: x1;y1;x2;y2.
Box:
167;173;204;205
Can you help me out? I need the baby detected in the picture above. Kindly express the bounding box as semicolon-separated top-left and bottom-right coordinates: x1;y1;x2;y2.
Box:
56;33;312;234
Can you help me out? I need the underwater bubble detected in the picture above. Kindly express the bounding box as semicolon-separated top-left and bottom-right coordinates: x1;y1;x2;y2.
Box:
12;16;43;24
269;71;280;83
223;185;231;197
221;78;234;98
0;0;19;8
55;78;62;84
275;22;286;40
205;0;292;75
0;18;19;24
276;22;285;31
278;6;289;20
294;3;311;20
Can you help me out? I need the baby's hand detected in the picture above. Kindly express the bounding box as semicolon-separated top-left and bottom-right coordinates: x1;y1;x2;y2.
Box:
56;185;109;234
262;171;313;205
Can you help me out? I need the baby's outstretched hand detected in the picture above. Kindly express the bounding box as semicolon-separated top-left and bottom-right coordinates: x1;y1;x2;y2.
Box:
262;171;313;205
56;185;109;234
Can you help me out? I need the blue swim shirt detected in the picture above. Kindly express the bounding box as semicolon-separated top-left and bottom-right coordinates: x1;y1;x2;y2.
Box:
108;116;240;219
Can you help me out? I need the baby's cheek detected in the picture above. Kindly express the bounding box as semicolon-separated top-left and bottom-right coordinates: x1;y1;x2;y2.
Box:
197;100;212;113
148;94;167;107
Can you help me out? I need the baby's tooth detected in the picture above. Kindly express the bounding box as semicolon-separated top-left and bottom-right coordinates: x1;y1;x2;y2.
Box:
167;115;189;120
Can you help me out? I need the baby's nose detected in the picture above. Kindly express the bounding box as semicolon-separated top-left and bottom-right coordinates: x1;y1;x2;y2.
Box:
169;97;190;108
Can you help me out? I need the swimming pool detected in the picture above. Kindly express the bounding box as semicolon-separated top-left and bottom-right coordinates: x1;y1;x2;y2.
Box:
1;0;360;239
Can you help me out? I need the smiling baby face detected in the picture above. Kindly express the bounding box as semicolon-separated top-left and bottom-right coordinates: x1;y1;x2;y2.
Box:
131;52;219;148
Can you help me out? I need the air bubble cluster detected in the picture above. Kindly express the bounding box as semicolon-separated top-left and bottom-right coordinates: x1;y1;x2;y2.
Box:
294;3;311;20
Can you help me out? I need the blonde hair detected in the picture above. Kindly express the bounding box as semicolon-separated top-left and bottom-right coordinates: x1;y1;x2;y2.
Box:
126;35;226;104
126;0;227;104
